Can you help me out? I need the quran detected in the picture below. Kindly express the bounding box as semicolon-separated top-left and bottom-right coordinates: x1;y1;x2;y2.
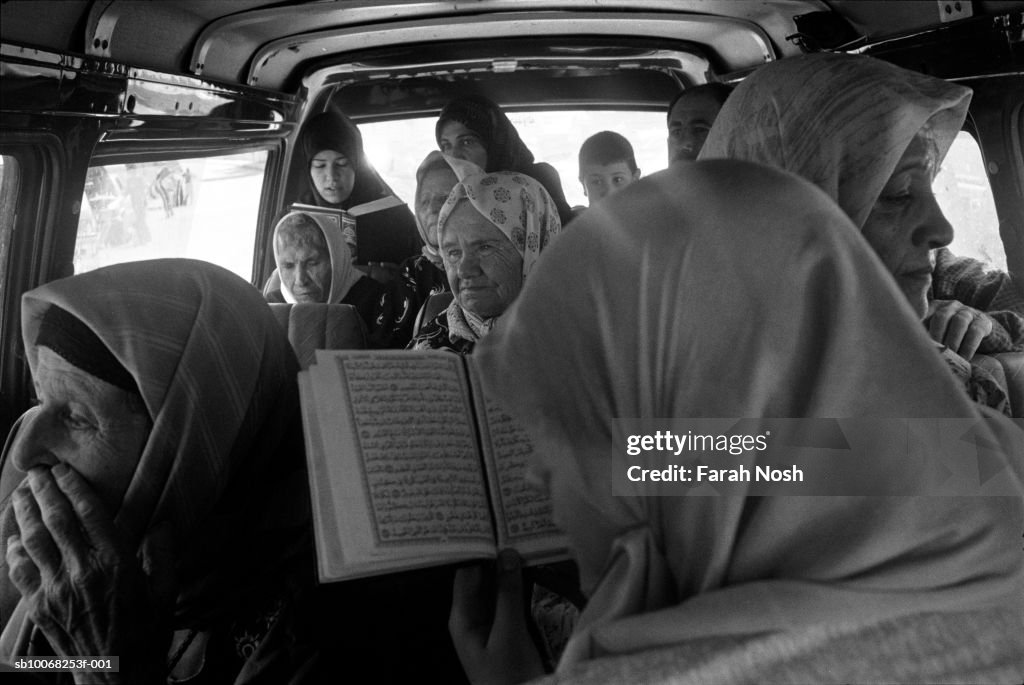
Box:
298;349;568;582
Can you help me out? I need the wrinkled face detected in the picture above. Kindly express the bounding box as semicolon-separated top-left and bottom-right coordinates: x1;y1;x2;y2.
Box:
441;200;523;319
310;149;355;205
277;236;332;303
438;121;489;170
416;167;458;242
580;162;640;206
11;346;151;513
667;91;723;163
861;134;953;319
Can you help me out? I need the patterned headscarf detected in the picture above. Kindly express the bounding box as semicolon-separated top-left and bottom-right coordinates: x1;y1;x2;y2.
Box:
699;52;970;229
435;95;536;173
436;171;562;340
2;260;308;649
475;161;1024;671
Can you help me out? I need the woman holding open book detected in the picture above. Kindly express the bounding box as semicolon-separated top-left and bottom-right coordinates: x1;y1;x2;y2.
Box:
454;160;1024;683
296;111;422;272
410;170;563;354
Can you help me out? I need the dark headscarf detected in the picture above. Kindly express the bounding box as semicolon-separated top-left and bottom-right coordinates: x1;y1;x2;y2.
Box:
35;304;139;396
2;259;309;645
435;95;536;172
300;111;386;208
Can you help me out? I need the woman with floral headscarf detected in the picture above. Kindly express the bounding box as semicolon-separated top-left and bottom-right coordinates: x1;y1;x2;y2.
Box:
410;170;562;354
295;111;421;268
700;52;1013;415
436;96;575;226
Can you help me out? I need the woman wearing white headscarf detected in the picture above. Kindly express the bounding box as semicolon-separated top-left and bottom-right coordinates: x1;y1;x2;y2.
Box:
0;259;316;682
410;170;562;354
453;161;1024;684
699;52;1012;414
265;210;403;348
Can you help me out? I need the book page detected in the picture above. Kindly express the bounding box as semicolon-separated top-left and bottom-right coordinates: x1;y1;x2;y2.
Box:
310;350;496;577
299;372;349;581
466;362;569;561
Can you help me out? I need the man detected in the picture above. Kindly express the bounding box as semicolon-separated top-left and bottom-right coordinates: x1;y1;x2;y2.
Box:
666;82;734;164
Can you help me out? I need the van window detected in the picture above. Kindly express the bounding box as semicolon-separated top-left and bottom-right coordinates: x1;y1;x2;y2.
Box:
361;111;668;209
74;151;269;280
933;131;1004;270
0;155;21;312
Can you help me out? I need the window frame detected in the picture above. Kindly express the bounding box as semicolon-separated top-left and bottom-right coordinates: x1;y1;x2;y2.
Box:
0;134;63;437
81;139;288;285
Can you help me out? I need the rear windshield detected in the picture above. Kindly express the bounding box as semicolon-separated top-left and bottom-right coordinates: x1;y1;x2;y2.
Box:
362;110;668;209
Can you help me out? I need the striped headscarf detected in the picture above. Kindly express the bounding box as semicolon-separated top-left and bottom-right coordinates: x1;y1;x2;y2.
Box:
3;259;308;637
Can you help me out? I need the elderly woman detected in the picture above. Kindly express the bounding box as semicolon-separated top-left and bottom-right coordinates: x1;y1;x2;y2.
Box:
699;52;1012;414
0;259;316;683
410;170;562;353
401;151;461;295
452;161;1024;684
264;210;402;348
296;111;421;269
436;96;574;226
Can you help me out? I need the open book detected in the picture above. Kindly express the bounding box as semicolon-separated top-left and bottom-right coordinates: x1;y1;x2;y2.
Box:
290;197;405;263
299;349;568;583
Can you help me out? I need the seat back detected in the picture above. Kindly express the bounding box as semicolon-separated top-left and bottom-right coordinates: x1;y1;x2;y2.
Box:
412;291;454;339
269;303;368;368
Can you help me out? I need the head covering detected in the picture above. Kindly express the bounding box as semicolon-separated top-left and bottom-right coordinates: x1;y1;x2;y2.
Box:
413;151;484;265
699;52;970;229
474;161;1024;669
271;210;362;303
35;304;138;395
437;170;562;341
300;111;386;208
435;95;535;173
2;259;308;650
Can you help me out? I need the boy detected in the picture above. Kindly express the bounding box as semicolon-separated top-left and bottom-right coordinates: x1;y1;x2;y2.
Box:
577;131;641;207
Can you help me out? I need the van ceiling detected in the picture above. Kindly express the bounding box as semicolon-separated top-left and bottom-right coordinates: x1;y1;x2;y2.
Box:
2;1;1023;103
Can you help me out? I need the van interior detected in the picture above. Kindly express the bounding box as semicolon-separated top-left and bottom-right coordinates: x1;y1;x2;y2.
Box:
1;0;1022;443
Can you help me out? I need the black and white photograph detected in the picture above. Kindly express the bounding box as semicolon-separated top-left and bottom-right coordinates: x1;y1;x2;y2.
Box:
1;1;1022;683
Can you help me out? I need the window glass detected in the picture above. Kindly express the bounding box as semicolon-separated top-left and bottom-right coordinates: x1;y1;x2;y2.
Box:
0;154;21;313
361;111;669;209
933;131;1004;270
74;151;268;280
